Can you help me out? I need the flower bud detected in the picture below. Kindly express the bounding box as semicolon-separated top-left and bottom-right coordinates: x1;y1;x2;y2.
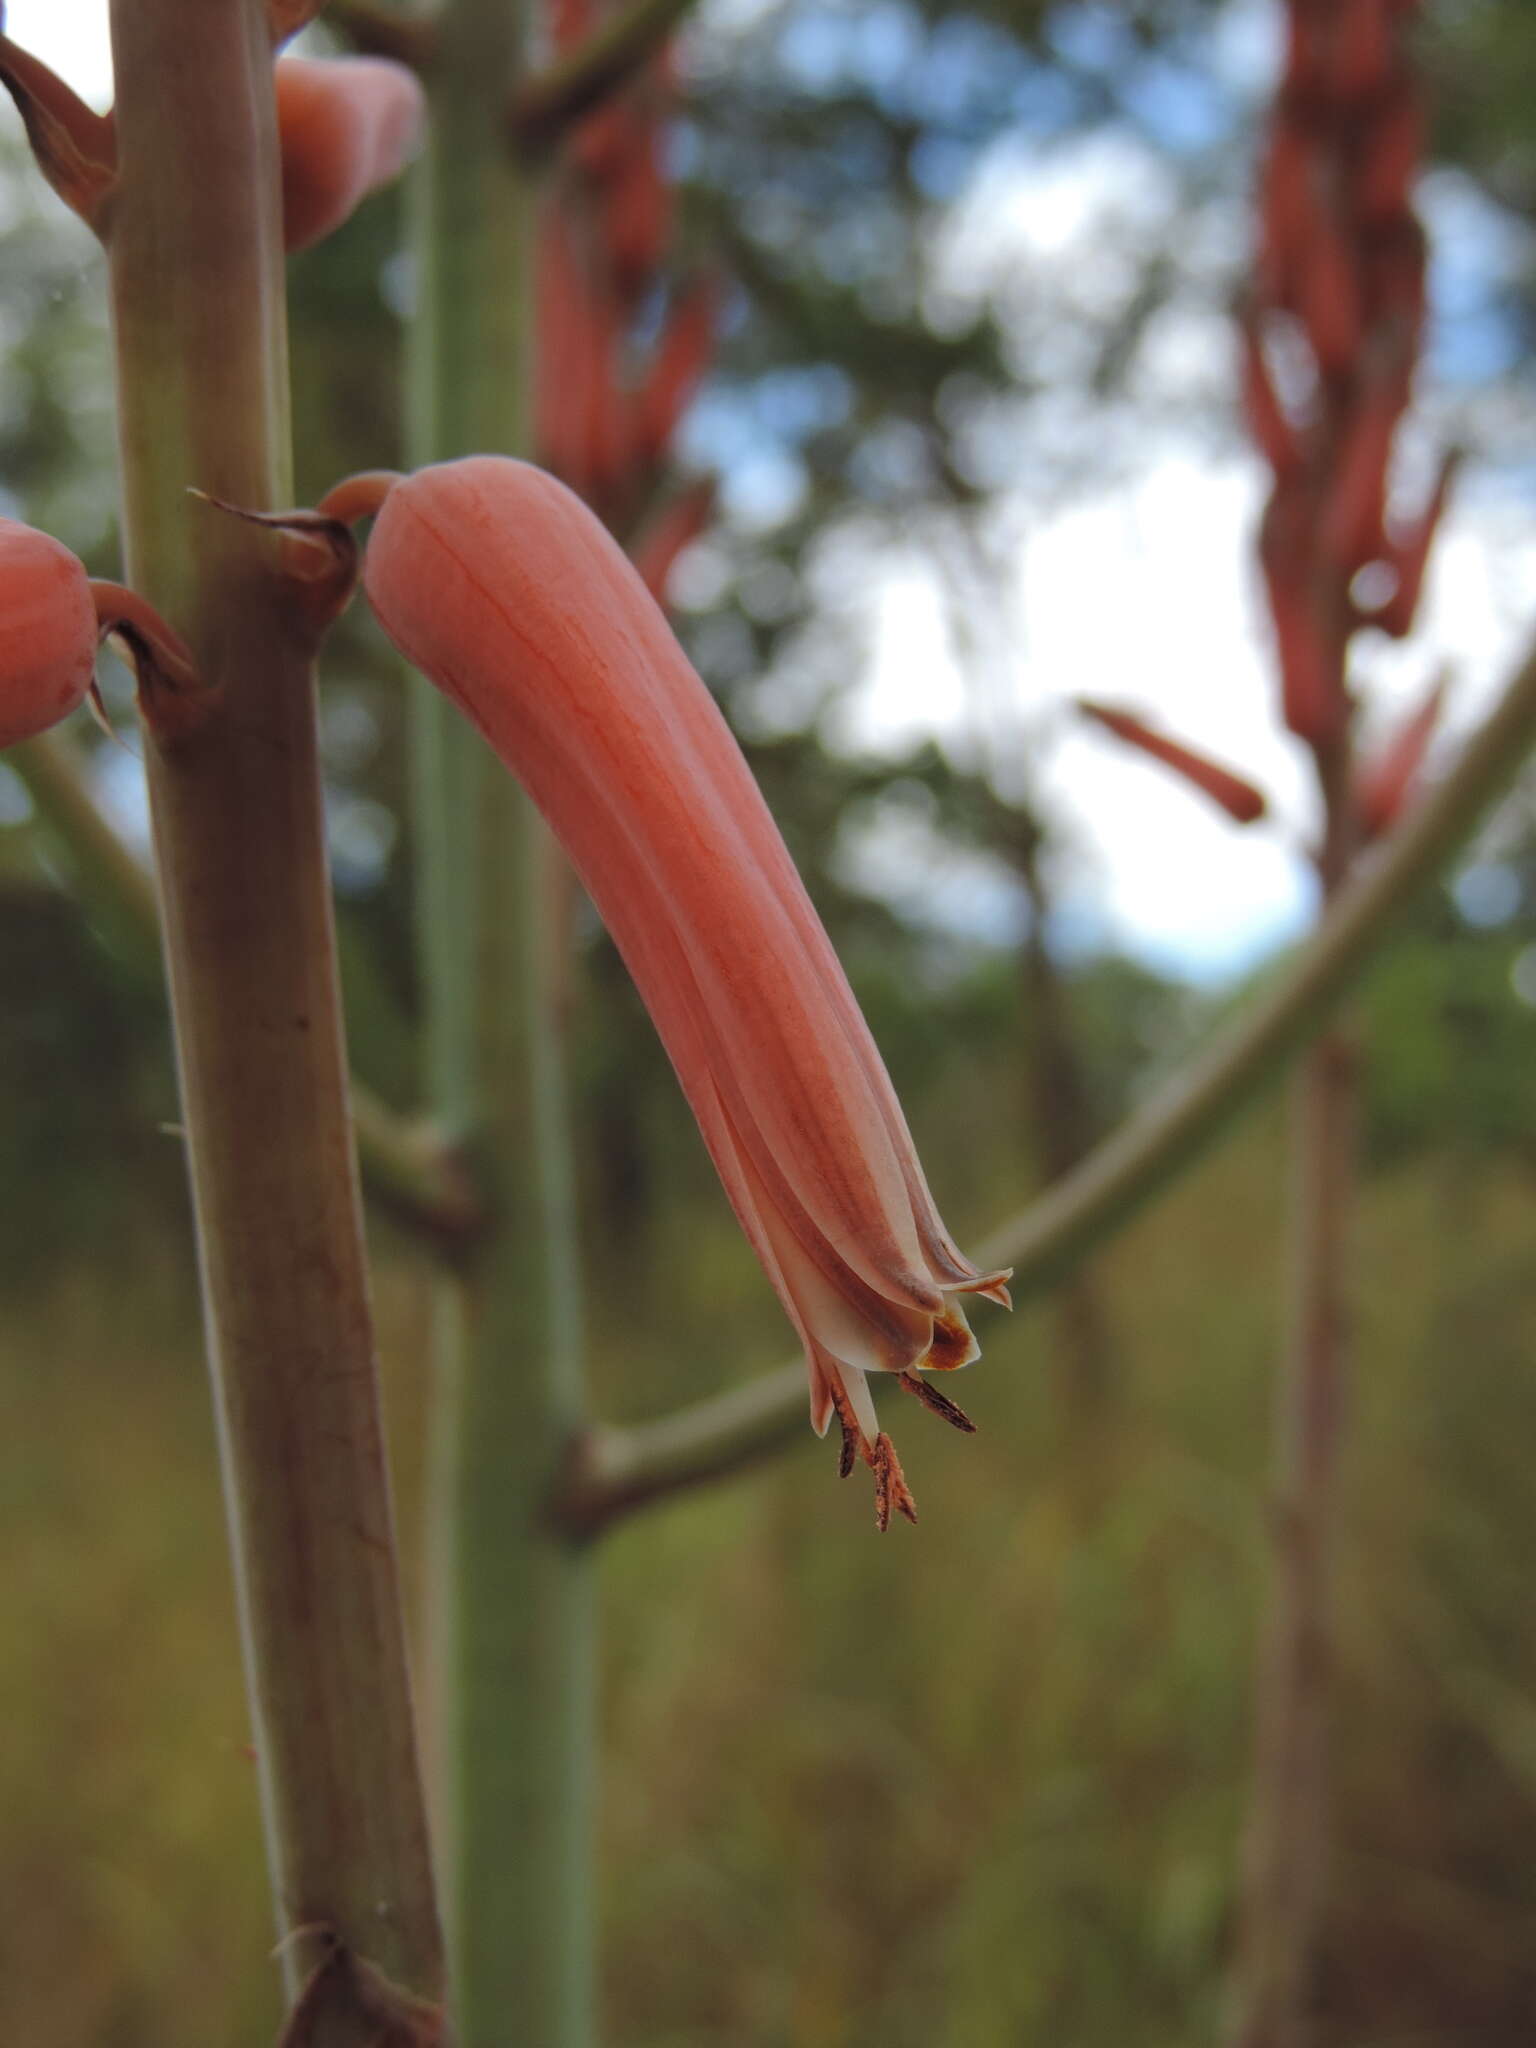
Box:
0;518;97;750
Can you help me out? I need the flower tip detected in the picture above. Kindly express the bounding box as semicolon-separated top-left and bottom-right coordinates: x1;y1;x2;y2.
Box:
872;1435;918;1532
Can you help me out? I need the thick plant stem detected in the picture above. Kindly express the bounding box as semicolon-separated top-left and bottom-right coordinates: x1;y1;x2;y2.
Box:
560;628;1536;1529
106;3;441;2037
410;3;594;2042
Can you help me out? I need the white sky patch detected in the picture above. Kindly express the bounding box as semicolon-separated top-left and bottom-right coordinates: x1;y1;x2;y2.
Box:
841;453;1536;980
5;1;1533;986
7;1;113;107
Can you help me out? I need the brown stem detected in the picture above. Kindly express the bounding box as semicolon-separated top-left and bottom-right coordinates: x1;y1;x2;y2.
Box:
323;0;437;69
106;2;442;2036
511;0;698;151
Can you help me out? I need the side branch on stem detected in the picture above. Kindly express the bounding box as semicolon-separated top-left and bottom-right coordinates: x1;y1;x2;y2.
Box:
8;725;483;1247
561;627;1536;1534
322;0;437;69
511;0;698;151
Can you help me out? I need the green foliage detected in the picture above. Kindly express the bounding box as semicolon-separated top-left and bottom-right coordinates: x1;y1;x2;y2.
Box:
7;1125;1536;2043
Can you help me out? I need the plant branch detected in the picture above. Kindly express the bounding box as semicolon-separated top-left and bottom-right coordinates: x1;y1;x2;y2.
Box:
411;1;594;2041
511;0;697;151
8;725;482;1246
323;0;436;68
106;2;442;2033
563;627;1536;1532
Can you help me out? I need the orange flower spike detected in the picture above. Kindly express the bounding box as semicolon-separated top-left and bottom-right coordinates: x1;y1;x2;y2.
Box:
635;278;719;467
1239;314;1301;482
359;457;1010;1522
0;519;97;748
630;476;716;608
275;56;425;254
1321;379;1402;577
1355;670;1445;838
1077;700;1268;825
1355;85;1423;223
1371;447;1458;639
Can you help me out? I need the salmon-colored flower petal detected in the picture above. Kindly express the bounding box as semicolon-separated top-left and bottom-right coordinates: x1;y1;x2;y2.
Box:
0;518;97;749
276;56;424;254
1077;699;1268;826
361;456;1009;1517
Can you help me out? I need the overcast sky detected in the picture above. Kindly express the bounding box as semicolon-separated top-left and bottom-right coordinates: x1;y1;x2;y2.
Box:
7;0;1535;983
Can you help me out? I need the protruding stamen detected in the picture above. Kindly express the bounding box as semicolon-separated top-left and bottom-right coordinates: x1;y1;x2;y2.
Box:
872;1434;918;1533
898;1371;976;1434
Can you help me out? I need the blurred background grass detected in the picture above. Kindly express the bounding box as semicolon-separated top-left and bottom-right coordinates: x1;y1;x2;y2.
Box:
5;0;1536;2040
6;942;1536;2043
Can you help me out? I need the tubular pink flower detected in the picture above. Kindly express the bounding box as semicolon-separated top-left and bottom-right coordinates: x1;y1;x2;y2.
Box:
360;456;1009;1524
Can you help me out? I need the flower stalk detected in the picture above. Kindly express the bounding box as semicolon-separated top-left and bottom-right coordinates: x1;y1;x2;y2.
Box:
105;2;441;2036
558;613;1536;1530
408;5;594;2043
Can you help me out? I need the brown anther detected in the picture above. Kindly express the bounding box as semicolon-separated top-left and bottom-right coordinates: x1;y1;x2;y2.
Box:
828;1377;870;1480
898;1371;976;1434
871;1433;918;1533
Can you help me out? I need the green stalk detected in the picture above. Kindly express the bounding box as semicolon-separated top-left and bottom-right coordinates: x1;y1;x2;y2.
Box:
562;624;1536;1527
105;3;441;2039
410;4;593;2041
1228;732;1359;2048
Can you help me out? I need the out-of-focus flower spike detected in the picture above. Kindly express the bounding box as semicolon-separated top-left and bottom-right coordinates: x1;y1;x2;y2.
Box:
1260;493;1348;744
0;31;116;232
1368;447;1458;640
603;129;670;294
635;276;718;466
1240;313;1303;482
1300;216;1365;377
1355;86;1423;221
1326;0;1394;101
1258;120;1310;290
630;475;716;606
1321;380;1402;576
1076;699;1269;825
1355;668;1446;838
275;56;425;254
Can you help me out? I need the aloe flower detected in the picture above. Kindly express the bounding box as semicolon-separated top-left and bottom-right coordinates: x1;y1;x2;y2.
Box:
357;456;1010;1524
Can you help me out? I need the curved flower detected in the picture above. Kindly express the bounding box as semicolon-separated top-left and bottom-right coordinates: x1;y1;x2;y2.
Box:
360;456;1009;1524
